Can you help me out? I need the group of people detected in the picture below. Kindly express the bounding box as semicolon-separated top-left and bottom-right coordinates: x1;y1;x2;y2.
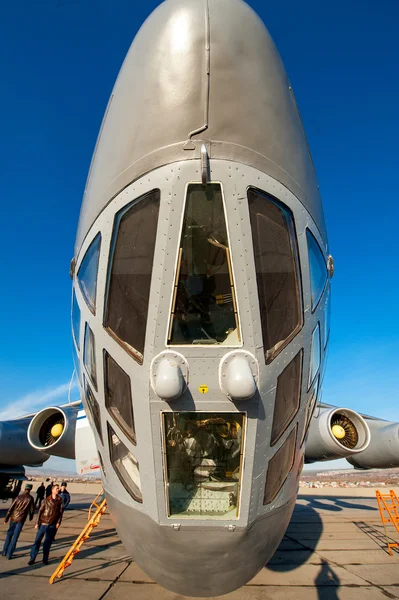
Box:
2;481;71;564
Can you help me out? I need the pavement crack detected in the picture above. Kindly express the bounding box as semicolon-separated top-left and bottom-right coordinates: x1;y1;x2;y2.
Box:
97;560;132;600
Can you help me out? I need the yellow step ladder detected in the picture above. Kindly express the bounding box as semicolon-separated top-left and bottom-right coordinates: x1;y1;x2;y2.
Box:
376;489;399;556
49;490;107;584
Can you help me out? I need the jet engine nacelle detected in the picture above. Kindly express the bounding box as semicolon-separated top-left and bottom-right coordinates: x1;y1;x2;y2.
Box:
346;419;399;469
305;407;371;463
27;406;78;460
0;420;49;466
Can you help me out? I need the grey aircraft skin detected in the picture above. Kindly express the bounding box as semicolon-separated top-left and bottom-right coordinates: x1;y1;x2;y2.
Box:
1;0;399;596
68;0;363;594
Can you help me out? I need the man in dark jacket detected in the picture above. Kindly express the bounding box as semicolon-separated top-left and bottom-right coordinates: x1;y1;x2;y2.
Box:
34;482;45;510
28;484;63;565
45;480;53;499
2;483;34;559
59;482;70;509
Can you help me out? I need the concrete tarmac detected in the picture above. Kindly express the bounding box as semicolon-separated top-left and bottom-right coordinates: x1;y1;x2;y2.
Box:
1;490;399;600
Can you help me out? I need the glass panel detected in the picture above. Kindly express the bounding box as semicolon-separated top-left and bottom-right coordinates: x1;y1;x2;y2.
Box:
324;287;331;348
71;289;81;350
307;229;327;310
301;377;319;446
169;184;240;346
309;323;321;388
84;377;102;443
163;412;245;519
271;351;302;446
248;188;301;363
104;351;136;445
108;423;142;503
84;323;98;391
77;233;101;313
264;426;297;505
105;190;160;362
72;340;81;385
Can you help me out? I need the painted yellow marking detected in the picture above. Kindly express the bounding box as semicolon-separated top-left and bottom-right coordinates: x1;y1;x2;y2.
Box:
198;385;209;394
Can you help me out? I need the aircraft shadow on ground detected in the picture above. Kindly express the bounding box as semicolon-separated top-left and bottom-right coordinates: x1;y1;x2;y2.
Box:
266;504;342;599
299;496;377;512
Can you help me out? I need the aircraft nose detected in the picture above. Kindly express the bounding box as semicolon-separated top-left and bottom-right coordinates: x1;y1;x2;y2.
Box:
107;493;295;596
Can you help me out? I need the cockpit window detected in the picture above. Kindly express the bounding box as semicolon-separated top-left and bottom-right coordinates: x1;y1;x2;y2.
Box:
71;289;81;350
306;229;327;311
104;351;136;445
264;425;297;505
84;377;102;443
271;350;302;446
168;183;240;346
248;188;302;363
104;190;160;364
108;423;142;503
77;233;101;314
163;412;245;518
84;323;98;391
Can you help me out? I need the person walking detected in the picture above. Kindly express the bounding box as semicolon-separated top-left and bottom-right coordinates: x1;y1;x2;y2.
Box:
2;483;34;559
34;483;45;510
59;482;70;509
28;483;63;565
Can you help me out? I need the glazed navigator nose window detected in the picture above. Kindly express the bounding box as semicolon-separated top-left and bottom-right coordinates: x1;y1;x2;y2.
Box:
163;412;245;519
168;183;240;346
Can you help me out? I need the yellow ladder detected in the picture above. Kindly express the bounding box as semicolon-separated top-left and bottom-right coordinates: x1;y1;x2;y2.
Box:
49;490;107;584
376;489;399;556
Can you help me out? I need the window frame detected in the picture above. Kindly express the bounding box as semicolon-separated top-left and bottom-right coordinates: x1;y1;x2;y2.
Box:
264;425;297;505
107;422;143;504
306;228;328;313
83;376;103;444
308;322;321;391
103;350;136;446
83;322;98;392
103;189;161;365
301;376;320;447
77;232;102;315
71;288;81;350
167;181;242;348
270;350;303;447
247;187;303;364
161;410;246;519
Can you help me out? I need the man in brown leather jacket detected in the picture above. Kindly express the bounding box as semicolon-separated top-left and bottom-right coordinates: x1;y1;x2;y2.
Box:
2;483;34;559
28;483;63;565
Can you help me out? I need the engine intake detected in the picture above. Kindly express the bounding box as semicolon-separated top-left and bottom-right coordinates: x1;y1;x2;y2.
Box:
305;407;371;463
27;406;78;460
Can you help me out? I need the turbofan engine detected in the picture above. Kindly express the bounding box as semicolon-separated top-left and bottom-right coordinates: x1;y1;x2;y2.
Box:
305;407;371;463
27;406;78;459
346;419;399;469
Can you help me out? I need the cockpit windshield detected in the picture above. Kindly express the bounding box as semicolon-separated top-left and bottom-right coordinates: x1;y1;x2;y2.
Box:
168;183;240;345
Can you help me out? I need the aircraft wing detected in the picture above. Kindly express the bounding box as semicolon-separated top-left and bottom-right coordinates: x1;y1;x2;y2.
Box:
306;401;399;469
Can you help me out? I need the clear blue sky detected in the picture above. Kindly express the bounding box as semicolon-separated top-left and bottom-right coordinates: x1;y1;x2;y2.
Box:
0;1;398;471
